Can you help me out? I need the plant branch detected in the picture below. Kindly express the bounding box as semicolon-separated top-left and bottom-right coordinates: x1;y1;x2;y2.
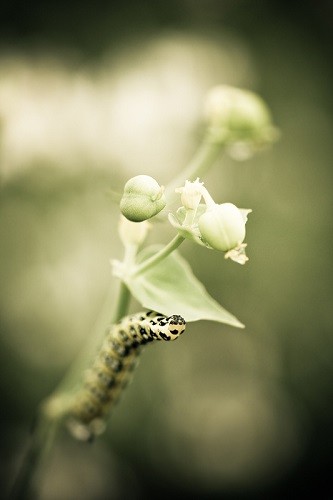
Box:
165;137;223;198
131;233;185;277
11;250;134;498
111;280;131;323
10;416;58;500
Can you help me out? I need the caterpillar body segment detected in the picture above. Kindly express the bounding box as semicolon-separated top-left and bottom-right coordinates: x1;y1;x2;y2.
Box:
67;311;186;441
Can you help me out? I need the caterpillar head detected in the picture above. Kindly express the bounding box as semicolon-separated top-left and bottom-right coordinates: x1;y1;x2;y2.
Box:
160;315;186;340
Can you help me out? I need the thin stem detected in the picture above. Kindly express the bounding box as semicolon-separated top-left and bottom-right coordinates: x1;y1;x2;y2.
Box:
10;284;118;498
49;244;137;396
132;233;185;277
11;270;132;497
165;137;223;198
111;280;131;323
53;286;117;395
111;242;138;322
10;416;58;500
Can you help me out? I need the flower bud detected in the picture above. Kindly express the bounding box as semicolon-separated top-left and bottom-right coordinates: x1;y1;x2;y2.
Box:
204;85;278;151
198;202;247;252
175;178;203;211
120;175;166;222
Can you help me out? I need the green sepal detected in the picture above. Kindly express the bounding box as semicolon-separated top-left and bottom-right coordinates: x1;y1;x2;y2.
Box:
168;204;212;248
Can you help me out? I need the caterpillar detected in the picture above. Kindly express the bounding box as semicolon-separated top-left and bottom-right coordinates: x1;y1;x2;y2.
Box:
66;311;186;441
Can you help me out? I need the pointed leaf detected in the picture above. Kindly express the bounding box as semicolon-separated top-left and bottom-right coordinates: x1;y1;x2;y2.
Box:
125;245;244;327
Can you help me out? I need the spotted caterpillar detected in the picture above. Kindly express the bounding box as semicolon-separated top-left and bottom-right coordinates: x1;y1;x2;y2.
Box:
66;311;186;441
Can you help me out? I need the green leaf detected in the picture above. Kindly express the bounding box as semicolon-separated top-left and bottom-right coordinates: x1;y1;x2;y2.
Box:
125;245;244;327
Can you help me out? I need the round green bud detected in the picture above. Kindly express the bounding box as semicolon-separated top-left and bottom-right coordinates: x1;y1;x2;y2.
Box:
120;175;166;222
198;202;246;252
204;85;276;147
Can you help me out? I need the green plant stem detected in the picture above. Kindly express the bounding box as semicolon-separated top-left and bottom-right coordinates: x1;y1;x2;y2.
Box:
54;287;118;395
111;280;131;323
11;246;136;498
111;242;138;321
10;416;58;500
165;137;223;198
132;233;185;277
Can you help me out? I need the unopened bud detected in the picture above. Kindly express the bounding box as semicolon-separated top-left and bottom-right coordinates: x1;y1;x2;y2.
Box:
198;202;247;252
204;85;278;152
120;175;166;222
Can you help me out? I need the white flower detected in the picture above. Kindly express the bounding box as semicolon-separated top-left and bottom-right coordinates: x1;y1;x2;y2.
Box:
175;178;203;211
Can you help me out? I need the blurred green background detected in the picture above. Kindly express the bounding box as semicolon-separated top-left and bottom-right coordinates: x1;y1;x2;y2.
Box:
1;1;333;498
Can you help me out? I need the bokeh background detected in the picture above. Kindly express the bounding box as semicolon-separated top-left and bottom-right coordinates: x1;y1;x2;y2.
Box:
1;1;333;498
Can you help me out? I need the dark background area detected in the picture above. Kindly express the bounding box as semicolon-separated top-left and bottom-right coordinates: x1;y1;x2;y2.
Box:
1;1;333;499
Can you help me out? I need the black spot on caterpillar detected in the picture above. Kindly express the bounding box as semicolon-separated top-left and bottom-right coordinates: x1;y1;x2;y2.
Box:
66;311;186;441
